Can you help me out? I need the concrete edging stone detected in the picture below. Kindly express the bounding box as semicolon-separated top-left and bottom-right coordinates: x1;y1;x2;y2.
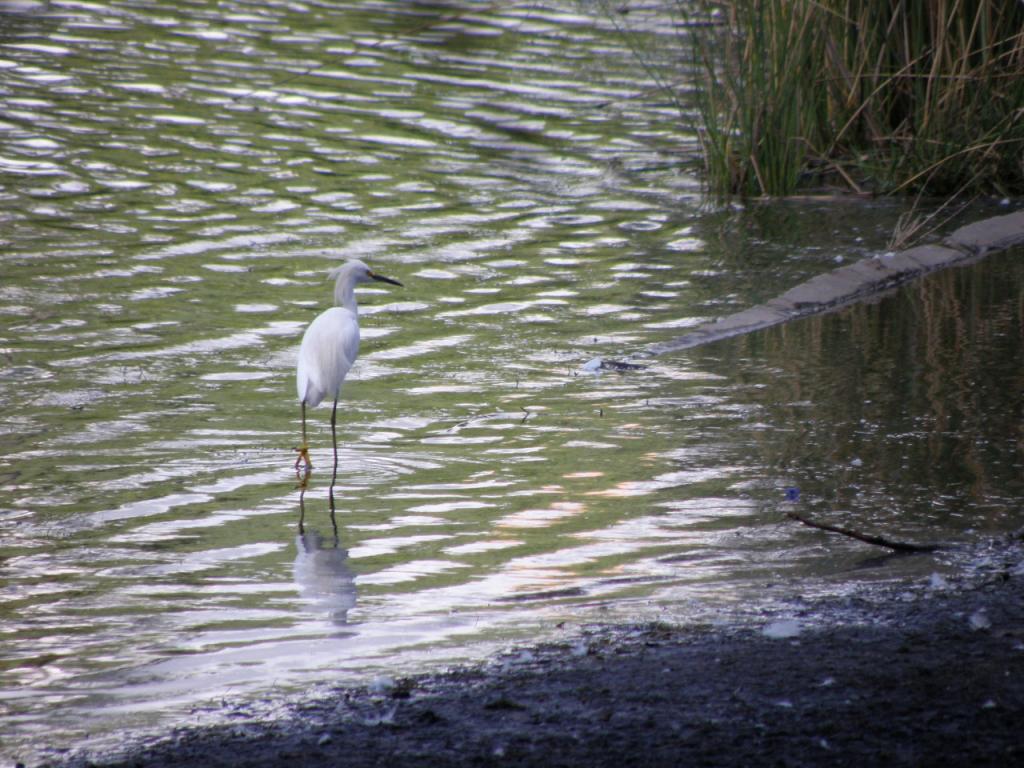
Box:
645;208;1024;356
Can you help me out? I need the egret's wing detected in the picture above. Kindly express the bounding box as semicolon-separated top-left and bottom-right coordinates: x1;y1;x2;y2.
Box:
296;307;360;407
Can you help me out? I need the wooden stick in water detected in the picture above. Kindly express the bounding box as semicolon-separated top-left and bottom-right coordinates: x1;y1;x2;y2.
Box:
786;512;940;553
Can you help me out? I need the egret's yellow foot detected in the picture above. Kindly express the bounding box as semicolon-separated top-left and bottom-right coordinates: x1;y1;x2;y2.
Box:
294;444;312;471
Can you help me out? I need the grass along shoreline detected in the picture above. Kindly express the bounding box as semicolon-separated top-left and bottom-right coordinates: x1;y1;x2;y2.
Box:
680;1;1024;200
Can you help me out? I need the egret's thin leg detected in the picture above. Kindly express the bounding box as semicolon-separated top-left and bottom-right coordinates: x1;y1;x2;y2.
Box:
328;396;339;534
330;394;339;489
295;401;312;471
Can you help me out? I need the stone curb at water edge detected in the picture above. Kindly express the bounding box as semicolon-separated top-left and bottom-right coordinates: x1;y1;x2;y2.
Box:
646;208;1024;356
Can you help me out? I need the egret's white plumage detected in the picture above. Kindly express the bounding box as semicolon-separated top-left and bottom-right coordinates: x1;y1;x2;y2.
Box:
296;306;359;408
294;259;402;475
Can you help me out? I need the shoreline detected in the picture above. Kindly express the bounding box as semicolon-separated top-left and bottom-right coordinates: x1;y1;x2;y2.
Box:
45;549;1024;768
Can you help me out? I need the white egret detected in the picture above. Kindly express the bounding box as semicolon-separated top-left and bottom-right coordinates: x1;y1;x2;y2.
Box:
294;259;402;486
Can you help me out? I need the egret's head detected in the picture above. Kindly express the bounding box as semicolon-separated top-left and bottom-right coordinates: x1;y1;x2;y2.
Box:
330;259;403;287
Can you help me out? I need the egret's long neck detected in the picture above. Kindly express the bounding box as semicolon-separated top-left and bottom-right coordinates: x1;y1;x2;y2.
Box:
333;275;358;313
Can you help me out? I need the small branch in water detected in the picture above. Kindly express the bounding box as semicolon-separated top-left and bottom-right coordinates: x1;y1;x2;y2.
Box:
785;512;940;553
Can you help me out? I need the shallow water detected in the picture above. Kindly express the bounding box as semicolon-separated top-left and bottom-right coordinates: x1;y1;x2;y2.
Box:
1;1;1022;762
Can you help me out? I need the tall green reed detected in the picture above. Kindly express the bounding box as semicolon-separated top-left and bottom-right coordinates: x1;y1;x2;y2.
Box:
684;0;1024;198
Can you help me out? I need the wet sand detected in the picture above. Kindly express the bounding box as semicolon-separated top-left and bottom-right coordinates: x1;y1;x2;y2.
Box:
46;554;1024;768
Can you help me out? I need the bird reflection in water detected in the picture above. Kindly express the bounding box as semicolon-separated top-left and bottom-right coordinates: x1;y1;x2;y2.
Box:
296;463;338;537
295;468;357;625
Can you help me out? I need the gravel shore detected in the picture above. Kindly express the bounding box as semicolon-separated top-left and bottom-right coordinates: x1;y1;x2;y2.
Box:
44;555;1024;768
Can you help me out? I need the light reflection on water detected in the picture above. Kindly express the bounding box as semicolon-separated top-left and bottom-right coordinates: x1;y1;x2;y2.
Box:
1;0;1022;762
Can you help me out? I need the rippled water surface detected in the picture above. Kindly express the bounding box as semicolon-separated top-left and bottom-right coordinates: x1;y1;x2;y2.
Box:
2;1;1022;762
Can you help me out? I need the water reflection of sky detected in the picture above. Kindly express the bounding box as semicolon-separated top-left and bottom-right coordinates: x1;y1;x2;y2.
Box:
1;1;1022;763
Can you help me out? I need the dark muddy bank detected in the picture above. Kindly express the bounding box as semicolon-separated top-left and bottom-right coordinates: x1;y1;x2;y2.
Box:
44;552;1024;768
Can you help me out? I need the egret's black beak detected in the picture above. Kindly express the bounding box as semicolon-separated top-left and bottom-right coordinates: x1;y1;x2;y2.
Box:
370;271;403;287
